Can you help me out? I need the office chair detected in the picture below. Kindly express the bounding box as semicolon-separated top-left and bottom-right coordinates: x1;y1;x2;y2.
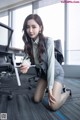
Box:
0;23;22;99
54;39;64;64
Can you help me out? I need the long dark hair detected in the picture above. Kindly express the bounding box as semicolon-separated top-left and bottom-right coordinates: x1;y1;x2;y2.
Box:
22;14;46;64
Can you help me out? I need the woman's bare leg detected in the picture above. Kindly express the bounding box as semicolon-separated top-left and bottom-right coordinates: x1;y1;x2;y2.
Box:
33;79;70;110
33;78;47;102
49;81;70;111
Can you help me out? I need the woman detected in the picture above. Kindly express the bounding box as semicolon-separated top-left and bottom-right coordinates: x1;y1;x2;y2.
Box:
20;14;71;111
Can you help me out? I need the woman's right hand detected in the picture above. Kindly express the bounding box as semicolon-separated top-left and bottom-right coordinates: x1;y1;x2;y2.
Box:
48;89;56;105
19;59;31;74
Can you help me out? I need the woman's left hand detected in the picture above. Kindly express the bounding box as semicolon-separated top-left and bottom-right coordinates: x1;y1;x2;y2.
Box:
48;89;56;105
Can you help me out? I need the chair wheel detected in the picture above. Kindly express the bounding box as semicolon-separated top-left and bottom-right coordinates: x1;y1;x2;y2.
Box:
28;86;31;90
7;94;13;100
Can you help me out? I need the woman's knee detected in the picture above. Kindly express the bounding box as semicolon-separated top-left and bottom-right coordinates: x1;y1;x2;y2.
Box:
32;95;41;103
49;100;60;111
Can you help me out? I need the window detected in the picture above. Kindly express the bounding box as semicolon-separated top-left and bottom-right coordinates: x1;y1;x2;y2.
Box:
12;4;32;49
67;3;80;65
34;2;64;57
0;14;8;25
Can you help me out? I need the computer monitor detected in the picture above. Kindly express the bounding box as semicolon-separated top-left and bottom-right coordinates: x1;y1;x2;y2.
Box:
0;22;13;52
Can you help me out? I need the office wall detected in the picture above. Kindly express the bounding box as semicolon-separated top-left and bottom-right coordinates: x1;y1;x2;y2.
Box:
63;65;80;78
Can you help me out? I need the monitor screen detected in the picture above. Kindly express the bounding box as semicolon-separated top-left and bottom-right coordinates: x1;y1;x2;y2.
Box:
0;22;13;52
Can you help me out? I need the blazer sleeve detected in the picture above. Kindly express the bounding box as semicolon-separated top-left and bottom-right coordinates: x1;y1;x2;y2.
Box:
47;37;55;91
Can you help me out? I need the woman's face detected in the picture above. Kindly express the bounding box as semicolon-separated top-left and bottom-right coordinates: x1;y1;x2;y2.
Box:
26;19;41;39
